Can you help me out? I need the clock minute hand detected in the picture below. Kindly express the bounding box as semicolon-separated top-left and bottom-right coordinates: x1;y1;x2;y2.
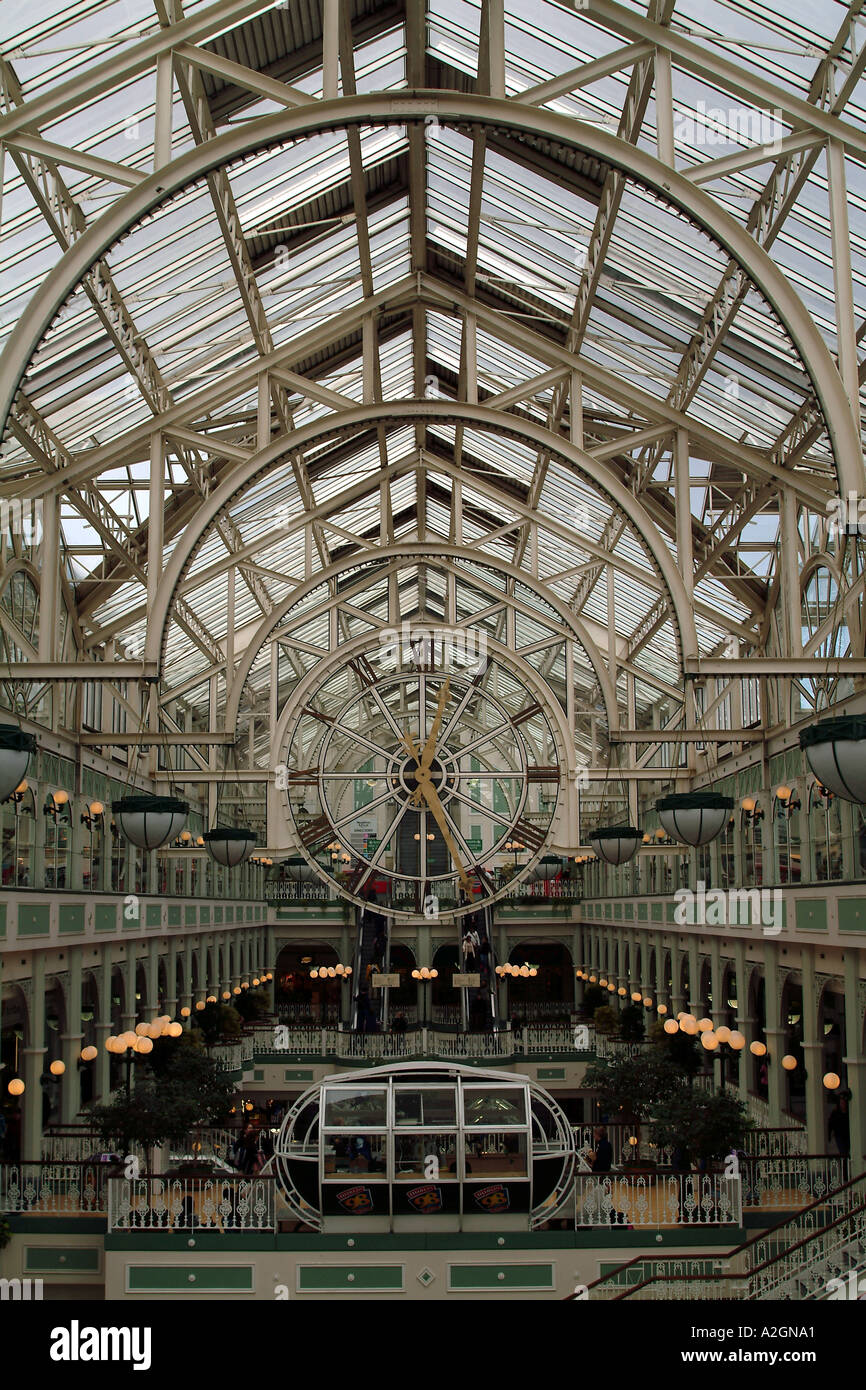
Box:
418;677;450;774
413;764;474;896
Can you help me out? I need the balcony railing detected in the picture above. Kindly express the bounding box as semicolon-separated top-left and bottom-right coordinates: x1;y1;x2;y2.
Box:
251;1022;594;1063
575;1171;742;1227
587;1172;866;1300
1;1162;108;1213
107;1175;276;1232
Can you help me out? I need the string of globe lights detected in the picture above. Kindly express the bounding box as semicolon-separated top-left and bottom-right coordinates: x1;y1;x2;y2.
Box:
496;962;539;979
309;963;353;981
4;973;274;1099
663;1013;846;1093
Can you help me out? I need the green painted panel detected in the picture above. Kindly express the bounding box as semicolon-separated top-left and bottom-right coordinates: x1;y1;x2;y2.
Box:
185;906;197;926
146;904;161;928
637;903;648;921
25;1246;100;1273
795;899;828;933
614;903;622;919
537;1067;565;1080
838;898;866;933
214;907;223;924
253;1069;264;1081
449;1264;553;1290
18;905;50;936
224;907;233;923
651;903;663;922
604;904;612;919
666;903;676;923
285;1069;314;1081
298;1265;403;1291
200;907;211;925
95;904;116;933
625;903;634;921
0;902;6;937
167;905;181;927
127;1265;253;1292
59;904;85;935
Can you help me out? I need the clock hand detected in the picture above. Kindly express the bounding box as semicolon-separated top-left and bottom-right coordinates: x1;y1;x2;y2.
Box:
418;677;450;774
412;763;474;895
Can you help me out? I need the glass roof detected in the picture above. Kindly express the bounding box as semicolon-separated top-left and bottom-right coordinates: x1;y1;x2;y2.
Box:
1;0;863;808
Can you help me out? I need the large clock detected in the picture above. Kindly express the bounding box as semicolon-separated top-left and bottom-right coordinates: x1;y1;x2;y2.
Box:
282;635;562;921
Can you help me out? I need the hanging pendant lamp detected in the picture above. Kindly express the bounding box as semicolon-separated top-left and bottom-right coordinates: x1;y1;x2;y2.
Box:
112;795;189;850
0;725;37;803
655;792;732;846
799;716;866;803
586;826;642;865
203;826;257;866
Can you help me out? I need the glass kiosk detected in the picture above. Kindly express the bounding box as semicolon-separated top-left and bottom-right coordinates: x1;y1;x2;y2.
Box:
273;1061;574;1233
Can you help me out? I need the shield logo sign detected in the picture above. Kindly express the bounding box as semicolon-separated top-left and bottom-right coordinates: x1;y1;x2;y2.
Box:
473;1184;510;1213
406;1185;444;1213
336;1186;374;1213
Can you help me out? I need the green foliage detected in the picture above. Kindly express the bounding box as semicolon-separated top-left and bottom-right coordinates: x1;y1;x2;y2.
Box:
650;1088;752;1162
619;1004;645;1042
232;989;269;1023
593;1005;619;1037
651;1024;702;1078
584;1052;687;1121
93;1046;235;1156
191;1001;242;1046
581;984;606;1015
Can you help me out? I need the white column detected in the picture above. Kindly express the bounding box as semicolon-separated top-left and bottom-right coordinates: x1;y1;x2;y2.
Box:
22;954;46;1161
60;948;83;1124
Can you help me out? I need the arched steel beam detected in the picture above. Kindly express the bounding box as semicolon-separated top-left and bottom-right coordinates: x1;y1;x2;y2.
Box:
221;544;620;733
144;400;698;678
0;93;860;498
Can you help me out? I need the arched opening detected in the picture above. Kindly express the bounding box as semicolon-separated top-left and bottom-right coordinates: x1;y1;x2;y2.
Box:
387;943;417;1026
507;942;572;1022
275;942;340;1024
0;984;28;1161
431;943;460;1025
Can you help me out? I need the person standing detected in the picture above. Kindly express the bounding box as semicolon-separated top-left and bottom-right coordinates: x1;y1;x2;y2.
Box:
589;1125;613;1173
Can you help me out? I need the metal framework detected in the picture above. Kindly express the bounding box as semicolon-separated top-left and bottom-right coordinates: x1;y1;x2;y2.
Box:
1;0;865;838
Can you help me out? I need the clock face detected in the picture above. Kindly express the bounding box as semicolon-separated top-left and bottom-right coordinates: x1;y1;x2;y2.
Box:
283;640;561;920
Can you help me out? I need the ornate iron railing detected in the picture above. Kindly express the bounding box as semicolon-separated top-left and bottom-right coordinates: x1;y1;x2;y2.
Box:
107;1175;276;1231
582;1172;866;1300
574;1171;742;1228
0;1162;107;1213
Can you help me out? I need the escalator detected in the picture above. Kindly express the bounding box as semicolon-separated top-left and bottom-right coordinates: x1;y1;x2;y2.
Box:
462;905;497;1032
351;901;389;1031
